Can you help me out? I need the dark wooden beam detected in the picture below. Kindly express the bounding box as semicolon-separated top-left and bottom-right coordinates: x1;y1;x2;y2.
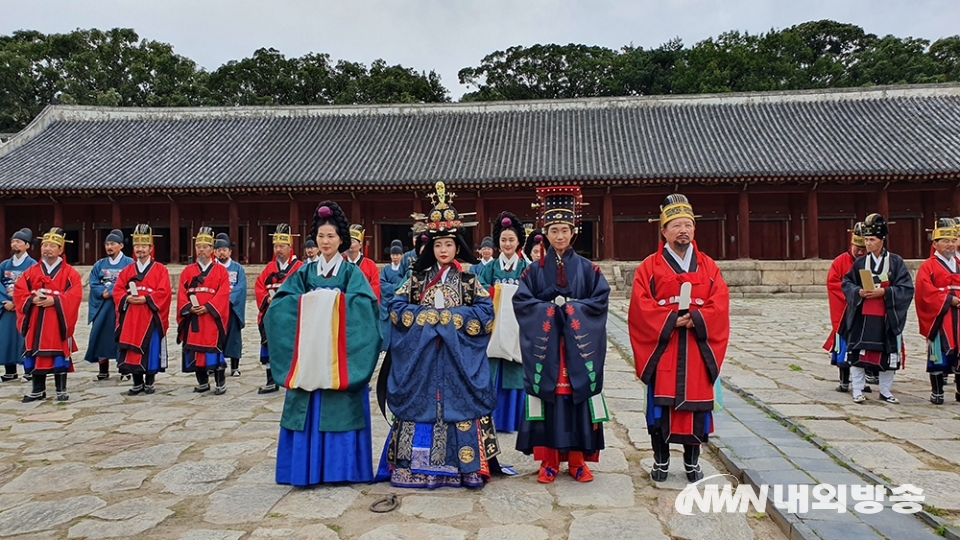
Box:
111;200;122;229
877;186;889;218
602;190;615;260
806;188;819;259
229;199;239;253
289;200;300;255
738;188;750;259
170;198;180;264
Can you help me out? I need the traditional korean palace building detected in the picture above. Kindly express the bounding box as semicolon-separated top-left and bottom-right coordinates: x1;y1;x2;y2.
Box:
0;83;958;265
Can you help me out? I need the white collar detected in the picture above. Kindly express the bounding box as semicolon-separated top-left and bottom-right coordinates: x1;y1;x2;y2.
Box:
276;258;289;271
498;252;519;271
935;251;958;272
108;253;124;265
136;258;152;273
390;262;400;271
317;253;343;277
11;252;28;267
307;255;319;263
42;258;62;273
481;257;493;265
197;259;212;272
665;245;693;272
436;263;452;283
346;253;361;264
217;258;234;268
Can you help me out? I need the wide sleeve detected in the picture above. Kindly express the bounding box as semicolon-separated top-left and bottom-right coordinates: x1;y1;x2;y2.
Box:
58;267;84;339
204;268;232;339
254;267;270;315
840;259;864;330
628;258;679;384
262;268;309;386
914;262;950;340
559;262;610;402
342;268;382;390
824;257;847;349
151;265;173;334
687;260;730;384
362;260;381;303
230;265;247;326
477;262;495;288
13;269;32;334
87;261;105;324
885;256;915;336
513;265;562;399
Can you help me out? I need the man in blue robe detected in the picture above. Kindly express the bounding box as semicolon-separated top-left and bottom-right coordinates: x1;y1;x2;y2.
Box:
379;240;405;352
215;233;246;377
399;221;427;276
469;236;495;275
86;229;133;381
1;228;36;382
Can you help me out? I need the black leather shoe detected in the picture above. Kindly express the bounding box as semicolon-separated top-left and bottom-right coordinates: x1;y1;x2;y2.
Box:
194;384;211;393
258;383;279;394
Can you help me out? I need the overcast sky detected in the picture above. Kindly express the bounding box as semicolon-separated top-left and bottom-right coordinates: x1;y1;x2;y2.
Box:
2;0;957;99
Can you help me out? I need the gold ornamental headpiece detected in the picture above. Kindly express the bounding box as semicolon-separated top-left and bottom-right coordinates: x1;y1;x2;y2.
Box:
849;222;866;247
349;224;365;244
270;223;298;245
194;226;216;246
132;224;160;245
650;194;696;226
929;217;959;241
422;181;477;238
41;227;71;248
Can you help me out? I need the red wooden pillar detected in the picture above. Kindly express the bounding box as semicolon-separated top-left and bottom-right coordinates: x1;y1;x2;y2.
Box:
169;198;180;264
953;187;960;217
474;193;486;247
229;199;239;257
602;190;615;260
0;202;6;252
53;199;63;227
351;197;361;225
289;199;300;255
737;187;750;259
806;187;819;259
111;200;122;229
877;186;889;218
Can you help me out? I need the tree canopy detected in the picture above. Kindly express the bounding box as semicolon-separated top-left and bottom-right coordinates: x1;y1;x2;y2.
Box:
2;21;959;132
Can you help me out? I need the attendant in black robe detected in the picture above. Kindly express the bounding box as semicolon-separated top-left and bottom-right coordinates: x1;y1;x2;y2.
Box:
840;213;914;404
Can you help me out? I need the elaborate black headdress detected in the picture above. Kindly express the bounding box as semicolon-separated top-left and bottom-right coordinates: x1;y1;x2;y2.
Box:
412;182;479;272
860;213;889;239
523;225;544;260
492;211;526;248
310;201;351;253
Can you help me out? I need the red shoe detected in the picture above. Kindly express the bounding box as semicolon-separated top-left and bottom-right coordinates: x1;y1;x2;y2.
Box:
569;463;594;482
537;464;558;483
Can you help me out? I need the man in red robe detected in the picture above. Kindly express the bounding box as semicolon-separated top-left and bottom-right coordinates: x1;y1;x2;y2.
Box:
255;223;303;394
915;218;960;404
345;224;381;302
825;223;867;393
628;194;729;483
14;228;83;402
114;224;172;396
177;227;232;395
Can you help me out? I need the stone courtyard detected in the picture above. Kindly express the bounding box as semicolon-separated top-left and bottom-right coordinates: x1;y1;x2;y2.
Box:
0;296;952;539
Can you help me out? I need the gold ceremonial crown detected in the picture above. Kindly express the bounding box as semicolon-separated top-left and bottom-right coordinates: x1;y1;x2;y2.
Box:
132;224;160;245
194;226;215;246
929;218;959;241
349;224;365;244
41;228;71;247
649;194;697;226
849;222;866;248
270;223;298;245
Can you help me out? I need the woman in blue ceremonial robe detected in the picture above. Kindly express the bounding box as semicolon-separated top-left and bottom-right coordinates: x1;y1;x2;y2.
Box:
477;211;528;432
264;201;382;485
384;182;499;489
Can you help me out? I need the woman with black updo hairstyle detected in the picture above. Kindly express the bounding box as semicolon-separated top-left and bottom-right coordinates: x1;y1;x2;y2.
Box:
263;200;382;485
476;211;528;433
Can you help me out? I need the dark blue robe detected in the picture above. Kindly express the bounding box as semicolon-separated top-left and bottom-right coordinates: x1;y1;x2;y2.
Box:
379;263;404;353
513;246;610;456
220;260;246;359
85;255;133;362
0;254;36;366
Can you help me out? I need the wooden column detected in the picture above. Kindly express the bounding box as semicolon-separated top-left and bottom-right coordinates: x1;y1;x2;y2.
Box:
737;187;750;259
229;199;239;252
169;198;180;264
111;200;122;229
602;190;615;260
289;199;300;254
953;187;960;217
877;186;889;218
351;197;361;225
0;202;6;253
53;199;63;227
474;193;486;247
805;187;819;259
412;192;422;215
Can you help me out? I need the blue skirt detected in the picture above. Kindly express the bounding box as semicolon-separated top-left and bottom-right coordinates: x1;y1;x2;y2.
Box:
492;362;525;433
84;305;119;362
223;314;243;359
0;311;24;366
182;351;226;372
275;386;373;485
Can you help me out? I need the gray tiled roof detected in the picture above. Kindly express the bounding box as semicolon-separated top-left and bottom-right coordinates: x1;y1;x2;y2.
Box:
2;84;960;196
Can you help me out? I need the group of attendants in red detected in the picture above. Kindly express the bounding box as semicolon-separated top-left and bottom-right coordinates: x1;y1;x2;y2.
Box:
0;187;738;489
824;214;960;406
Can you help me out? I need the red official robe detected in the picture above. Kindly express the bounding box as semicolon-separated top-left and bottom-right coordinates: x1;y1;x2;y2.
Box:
114;260;172;373
345;254;381;302
915;254;960;354
255;257;303;325
629;243;729;443
14;259;83;373
824;250;856;351
177;261;231;368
